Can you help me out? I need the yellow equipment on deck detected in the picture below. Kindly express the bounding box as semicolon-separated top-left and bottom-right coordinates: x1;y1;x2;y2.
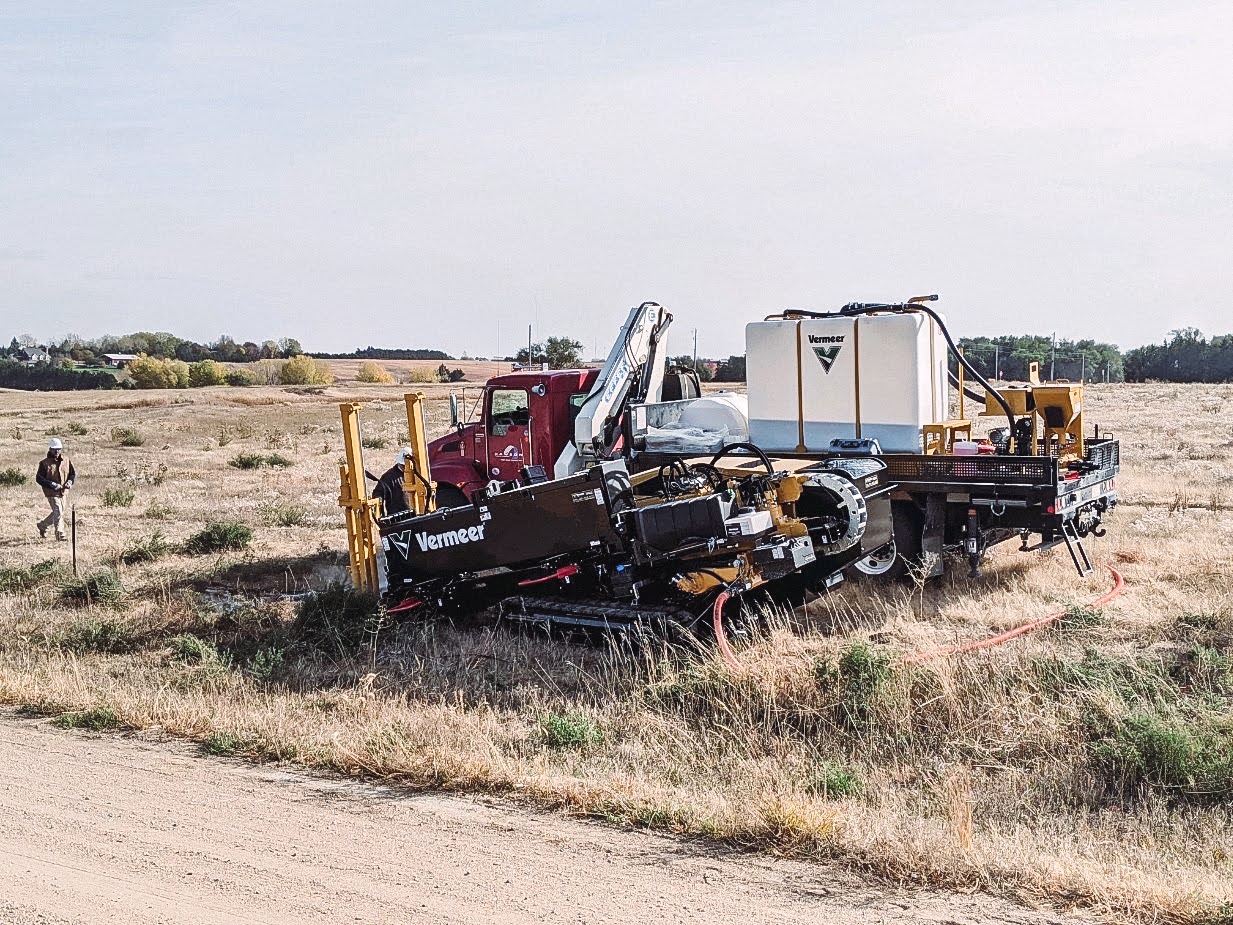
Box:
981;362;1085;461
338;392;437;593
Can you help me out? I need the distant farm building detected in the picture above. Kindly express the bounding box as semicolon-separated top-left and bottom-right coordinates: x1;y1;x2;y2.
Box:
16;347;51;365
101;354;138;368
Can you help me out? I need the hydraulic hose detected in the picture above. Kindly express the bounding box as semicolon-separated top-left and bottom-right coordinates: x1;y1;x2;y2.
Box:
710;590;745;673
948;369;987;405
780;298;1019;444
903;565;1125;664
710;442;775;474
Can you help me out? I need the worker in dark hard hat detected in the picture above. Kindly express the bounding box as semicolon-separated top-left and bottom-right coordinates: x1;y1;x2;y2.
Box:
35;438;76;541
372;447;413;517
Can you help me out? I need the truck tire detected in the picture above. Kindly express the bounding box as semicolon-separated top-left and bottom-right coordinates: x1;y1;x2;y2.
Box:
850;500;923;582
434;485;469;510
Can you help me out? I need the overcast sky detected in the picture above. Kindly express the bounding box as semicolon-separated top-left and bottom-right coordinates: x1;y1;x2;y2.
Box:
1;1;1229;358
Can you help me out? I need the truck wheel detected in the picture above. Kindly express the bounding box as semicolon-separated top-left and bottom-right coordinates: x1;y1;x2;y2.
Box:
434;485;469;510
851;501;923;581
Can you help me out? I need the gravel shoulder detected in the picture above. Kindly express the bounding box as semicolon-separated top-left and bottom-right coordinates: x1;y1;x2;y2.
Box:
0;714;1089;925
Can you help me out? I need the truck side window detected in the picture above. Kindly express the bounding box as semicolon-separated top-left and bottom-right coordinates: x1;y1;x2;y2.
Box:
568;392;588;427
489;389;529;434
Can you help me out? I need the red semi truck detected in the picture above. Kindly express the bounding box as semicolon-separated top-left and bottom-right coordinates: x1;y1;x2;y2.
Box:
426;369;599;507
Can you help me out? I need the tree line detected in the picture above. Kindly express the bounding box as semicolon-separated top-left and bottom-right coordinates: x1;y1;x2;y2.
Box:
9;326;1233;387
1122;328;1233;383
2;333;310;365
954;335;1124;382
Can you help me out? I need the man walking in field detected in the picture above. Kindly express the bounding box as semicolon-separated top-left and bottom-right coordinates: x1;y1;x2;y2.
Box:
35;438;75;541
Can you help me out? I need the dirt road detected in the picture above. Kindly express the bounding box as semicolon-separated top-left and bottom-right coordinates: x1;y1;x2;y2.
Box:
0;716;1086;925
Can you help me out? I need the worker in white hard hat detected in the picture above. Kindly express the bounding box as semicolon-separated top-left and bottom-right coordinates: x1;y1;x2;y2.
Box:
372;447;413;516
34;438;76;541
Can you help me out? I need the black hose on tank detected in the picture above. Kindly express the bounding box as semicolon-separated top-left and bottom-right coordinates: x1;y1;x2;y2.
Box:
780;298;1019;445
948;369;987;404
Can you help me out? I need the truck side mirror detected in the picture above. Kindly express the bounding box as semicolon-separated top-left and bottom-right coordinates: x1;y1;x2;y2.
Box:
449;392;460;429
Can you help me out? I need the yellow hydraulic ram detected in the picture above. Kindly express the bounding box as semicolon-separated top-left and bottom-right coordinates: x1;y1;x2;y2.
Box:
338;393;438;593
338;402;382;593
402;391;436;517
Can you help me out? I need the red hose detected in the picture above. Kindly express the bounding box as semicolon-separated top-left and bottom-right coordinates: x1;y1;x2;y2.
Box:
711;590;746;673
903;565;1125;665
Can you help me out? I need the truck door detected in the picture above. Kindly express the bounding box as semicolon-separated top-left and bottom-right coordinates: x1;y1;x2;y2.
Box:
485;387;532;481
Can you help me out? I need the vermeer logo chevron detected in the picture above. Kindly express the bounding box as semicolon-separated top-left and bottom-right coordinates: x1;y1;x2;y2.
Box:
807;334;845;374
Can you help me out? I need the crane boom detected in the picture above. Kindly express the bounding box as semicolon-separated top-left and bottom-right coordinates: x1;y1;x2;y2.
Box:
555;301;671;476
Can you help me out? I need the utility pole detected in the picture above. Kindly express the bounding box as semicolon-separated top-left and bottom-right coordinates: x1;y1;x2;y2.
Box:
692;329;698;375
1050;332;1057;381
1080;352;1086;383
527;325;533;368
994;344;1000;380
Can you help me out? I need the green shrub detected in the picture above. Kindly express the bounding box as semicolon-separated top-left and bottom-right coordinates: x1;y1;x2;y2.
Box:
1172;645;1233;695
142;499;175;520
202;730;247;756
67;422;88;436
59;569;126;608
805;761;863;798
1059;604;1105;631
832;642;893;730
247;646;286;683
119;531;170;565
0;467;27;487
290;583;384;654
224;369;255;387
228;452;291;470
361;435;389;450
539;711;603;749
228;452;265;470
1090;707;1233;803
110;427;145;447
59;616;135;653
102;486;136;507
265;502;308;527
53;706;123;732
168;634;220;665
183;521;252;555
0;559;60;593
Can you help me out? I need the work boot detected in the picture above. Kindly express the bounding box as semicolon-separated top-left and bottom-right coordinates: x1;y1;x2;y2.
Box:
37;523;46;539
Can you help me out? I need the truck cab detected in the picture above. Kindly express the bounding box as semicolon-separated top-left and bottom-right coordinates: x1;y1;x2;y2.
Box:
428;369;599;501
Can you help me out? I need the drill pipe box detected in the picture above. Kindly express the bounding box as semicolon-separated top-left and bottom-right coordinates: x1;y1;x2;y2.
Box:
380;461;631;583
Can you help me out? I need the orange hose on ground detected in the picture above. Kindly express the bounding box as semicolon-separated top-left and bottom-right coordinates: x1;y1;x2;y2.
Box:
711;590;746;673
902;564;1125;665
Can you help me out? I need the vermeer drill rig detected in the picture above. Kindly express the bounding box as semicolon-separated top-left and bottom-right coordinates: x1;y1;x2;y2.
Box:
339;296;1119;632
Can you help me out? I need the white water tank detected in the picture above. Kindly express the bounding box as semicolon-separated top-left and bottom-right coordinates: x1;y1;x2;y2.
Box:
677;392;749;440
746;312;948;453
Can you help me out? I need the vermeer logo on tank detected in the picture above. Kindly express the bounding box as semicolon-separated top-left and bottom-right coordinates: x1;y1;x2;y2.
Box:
807;334;844;374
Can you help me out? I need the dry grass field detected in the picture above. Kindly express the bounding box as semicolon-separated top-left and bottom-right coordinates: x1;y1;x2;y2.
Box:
0;380;1230;924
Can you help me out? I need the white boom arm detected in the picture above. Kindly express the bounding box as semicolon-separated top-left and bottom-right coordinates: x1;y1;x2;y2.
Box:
555;301;671;477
